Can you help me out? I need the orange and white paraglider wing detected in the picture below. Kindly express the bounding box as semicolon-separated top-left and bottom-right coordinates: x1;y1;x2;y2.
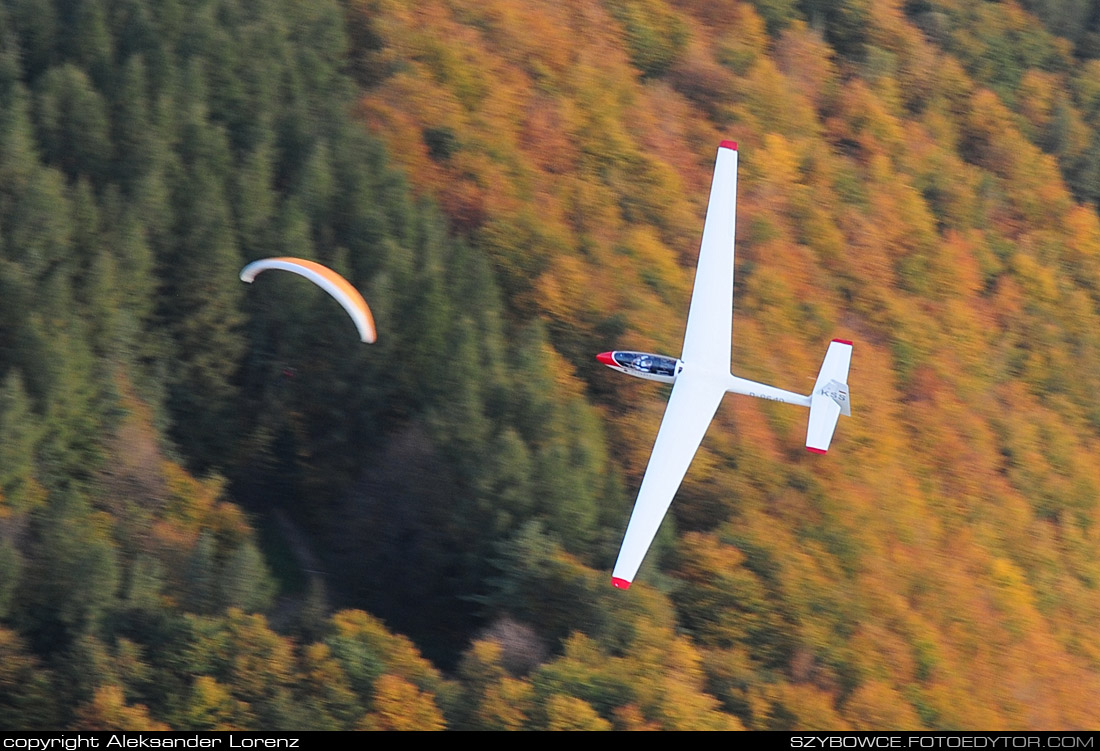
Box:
240;257;377;343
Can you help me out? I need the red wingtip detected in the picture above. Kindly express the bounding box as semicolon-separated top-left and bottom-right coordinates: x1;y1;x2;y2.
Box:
719;140;738;151
611;577;631;590
597;351;616;366
832;338;853;346
807;447;828;454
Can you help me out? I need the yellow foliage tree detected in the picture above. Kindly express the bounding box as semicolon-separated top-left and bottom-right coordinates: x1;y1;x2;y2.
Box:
358;674;445;731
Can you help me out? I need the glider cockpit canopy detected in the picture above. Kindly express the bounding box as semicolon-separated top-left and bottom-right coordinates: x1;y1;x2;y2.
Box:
612;351;680;379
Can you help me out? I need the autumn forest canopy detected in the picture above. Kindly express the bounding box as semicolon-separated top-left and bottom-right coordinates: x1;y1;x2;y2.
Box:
2;0;1100;731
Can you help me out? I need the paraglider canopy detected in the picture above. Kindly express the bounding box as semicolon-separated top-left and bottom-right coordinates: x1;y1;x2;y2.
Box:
240;257;377;343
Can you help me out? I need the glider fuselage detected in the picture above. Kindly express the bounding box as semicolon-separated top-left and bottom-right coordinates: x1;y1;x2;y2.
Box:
598;350;811;407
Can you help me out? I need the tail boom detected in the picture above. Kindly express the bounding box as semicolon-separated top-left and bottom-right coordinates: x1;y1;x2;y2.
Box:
727;375;810;407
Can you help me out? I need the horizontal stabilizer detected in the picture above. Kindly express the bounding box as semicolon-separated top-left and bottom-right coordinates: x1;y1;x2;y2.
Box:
806;340;852;453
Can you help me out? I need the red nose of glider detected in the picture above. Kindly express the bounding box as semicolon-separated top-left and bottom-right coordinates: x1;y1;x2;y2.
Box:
597;352;616;366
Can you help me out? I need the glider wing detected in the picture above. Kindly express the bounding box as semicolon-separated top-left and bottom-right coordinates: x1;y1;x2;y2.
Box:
680;141;738;373
611;370;726;588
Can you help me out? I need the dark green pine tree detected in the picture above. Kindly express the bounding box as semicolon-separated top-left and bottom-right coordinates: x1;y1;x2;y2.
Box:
0;370;43;514
4;0;58;82
503;322;560;449
34;314;115;492
391;209;453;410
112;0;166;73
281;0;350;110
14;489;120;654
449;239;508;394
0;26;39;190
96;190;158;364
61;0;113;91
232;136;278;262
217;538;276;614
83;242;127;361
474;427;534;541
531;398;606;557
0;157;71;289
431;239;510;502
68;178;122;354
430;323;491;488
296;140;337;249
0;111;117;492
327;123;406;282
110;55;157;193
182;531;218;615
158;92;246;469
33;63;112;185
497;322;621;559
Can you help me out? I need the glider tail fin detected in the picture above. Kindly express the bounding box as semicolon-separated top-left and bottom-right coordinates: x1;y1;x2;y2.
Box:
806;339;852;454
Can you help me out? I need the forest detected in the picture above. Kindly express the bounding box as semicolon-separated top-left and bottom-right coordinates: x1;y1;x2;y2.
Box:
1;0;1100;730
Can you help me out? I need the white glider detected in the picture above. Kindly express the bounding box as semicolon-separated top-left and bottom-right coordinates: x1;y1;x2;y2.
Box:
597;141;852;589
